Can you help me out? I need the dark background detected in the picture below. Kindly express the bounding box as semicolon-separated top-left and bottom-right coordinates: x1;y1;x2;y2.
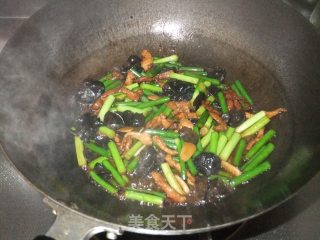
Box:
0;0;319;239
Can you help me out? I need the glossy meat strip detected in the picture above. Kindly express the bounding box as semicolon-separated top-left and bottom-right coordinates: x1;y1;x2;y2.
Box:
164;155;195;186
203;101;227;131
146;114;173;129
221;161;241;176
141;49;153;71
151;171;186;203
152;136;178;155
266;108;287;118
246;128;265;151
125;132;153;145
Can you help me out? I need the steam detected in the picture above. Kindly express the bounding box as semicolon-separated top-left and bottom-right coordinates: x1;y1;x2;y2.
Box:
0;47;76;169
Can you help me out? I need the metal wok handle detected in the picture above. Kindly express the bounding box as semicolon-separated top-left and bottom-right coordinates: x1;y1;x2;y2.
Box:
43;198;123;240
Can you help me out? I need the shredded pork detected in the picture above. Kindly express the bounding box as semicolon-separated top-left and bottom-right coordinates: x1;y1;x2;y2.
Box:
151;172;186;203
152;136;178;155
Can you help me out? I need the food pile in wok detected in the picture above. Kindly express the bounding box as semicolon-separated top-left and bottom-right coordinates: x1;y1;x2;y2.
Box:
72;49;286;206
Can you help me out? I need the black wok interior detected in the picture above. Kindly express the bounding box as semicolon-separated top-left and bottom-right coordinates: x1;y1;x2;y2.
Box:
0;0;319;234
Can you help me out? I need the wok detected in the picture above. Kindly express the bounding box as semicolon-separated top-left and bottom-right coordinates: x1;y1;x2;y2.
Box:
0;0;319;239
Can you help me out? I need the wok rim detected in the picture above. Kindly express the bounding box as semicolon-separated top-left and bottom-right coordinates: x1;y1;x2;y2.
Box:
0;0;320;235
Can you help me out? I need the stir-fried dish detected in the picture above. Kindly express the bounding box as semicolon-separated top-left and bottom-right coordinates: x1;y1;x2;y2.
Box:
72;50;287;206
